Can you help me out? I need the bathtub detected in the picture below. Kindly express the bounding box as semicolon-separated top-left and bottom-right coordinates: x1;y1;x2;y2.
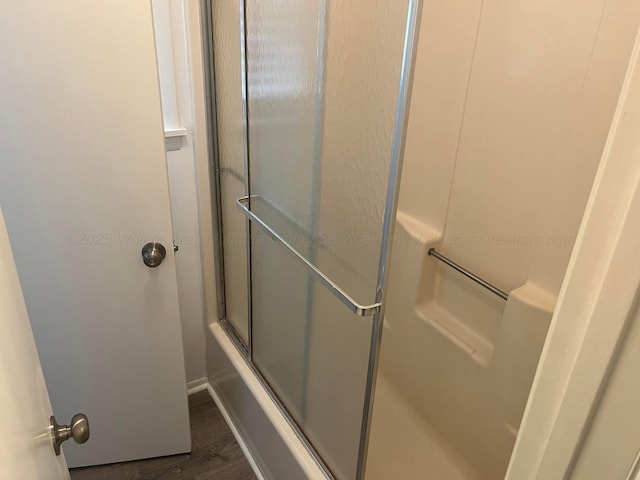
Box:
367;211;555;479
206;322;330;480
206;210;555;480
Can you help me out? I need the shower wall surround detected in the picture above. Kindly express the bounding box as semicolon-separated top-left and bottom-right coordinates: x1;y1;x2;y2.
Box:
371;0;640;478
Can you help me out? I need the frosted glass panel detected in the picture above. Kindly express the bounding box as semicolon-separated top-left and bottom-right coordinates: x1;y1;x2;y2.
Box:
247;0;319;234
317;0;409;290
212;0;249;343
246;0;411;477
252;228;373;480
248;0;409;305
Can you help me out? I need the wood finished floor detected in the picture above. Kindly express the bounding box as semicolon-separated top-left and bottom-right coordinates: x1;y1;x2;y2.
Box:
70;391;257;480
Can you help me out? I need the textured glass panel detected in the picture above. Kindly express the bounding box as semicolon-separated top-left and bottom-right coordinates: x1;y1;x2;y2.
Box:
317;0;409;292
247;0;409;306
252;229;373;480
245;0;411;477
247;0;319;234
251;231;308;420
213;0;249;342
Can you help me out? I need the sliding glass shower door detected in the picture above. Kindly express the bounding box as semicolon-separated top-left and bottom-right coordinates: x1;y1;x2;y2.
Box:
209;0;421;478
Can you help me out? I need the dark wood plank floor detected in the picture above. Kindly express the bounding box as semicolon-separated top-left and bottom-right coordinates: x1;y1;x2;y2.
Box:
70;391;257;480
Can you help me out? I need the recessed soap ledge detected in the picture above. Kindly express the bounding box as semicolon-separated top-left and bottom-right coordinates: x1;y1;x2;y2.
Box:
377;211;560;480
396;210;441;245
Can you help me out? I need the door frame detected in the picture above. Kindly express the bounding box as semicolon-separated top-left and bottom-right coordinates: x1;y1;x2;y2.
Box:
506;27;640;479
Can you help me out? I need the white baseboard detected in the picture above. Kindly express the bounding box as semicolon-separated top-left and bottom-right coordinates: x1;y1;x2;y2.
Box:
186;377;208;395
206;383;266;480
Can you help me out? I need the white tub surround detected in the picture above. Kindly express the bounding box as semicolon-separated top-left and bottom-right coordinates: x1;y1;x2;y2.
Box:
207;322;330;480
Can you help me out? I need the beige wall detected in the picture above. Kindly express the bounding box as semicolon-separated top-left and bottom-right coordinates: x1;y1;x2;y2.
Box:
400;0;640;301
374;0;640;478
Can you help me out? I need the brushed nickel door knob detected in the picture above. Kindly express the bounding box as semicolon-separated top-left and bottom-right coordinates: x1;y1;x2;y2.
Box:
50;413;90;455
141;242;167;268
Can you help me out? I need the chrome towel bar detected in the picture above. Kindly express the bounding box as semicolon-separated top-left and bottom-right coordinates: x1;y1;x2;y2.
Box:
236;196;381;316
428;248;509;301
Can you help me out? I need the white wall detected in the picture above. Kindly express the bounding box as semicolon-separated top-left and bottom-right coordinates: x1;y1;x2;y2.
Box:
507;29;640;477
571;299;640;479
153;0;208;385
166;143;207;385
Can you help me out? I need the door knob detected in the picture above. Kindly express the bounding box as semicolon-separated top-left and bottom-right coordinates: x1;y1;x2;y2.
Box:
141;242;166;268
50;414;90;455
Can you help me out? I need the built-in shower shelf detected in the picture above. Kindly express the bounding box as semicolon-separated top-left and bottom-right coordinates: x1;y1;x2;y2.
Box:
395;210;441;246
415;302;494;367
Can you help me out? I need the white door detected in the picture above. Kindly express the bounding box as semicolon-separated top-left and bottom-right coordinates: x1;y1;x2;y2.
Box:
0;206;69;480
0;0;191;469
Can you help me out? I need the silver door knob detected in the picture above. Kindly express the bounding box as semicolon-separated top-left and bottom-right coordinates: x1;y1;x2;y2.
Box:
141;242;166;268
50;413;90;455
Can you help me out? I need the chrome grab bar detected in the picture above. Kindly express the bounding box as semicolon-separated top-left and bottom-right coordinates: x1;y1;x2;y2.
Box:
236;196;381;317
428;248;509;301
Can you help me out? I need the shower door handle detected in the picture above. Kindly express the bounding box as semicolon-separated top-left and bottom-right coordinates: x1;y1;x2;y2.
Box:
236;196;381;316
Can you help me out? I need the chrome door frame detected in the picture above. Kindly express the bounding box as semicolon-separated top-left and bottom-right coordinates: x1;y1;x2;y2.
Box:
356;1;423;476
